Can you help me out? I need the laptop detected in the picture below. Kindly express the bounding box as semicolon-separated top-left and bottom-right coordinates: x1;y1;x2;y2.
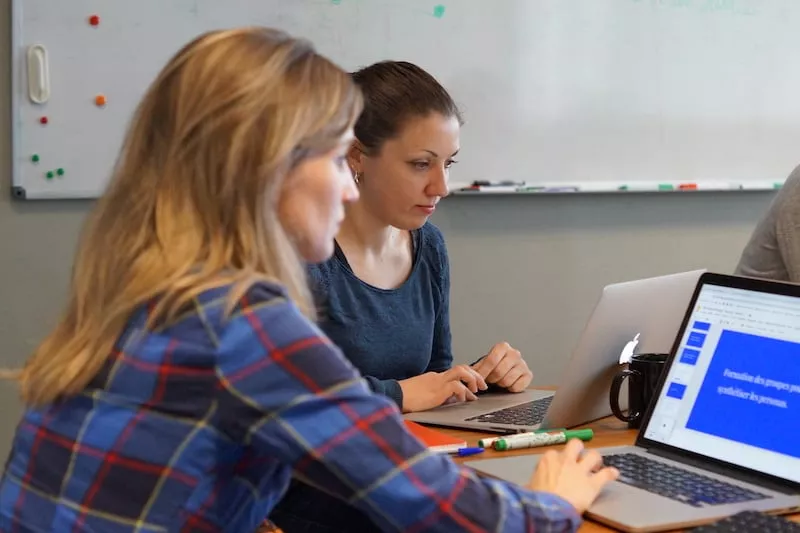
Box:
465;272;800;532
404;269;705;433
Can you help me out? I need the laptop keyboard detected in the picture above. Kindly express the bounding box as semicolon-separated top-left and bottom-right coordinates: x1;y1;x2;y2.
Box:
690;510;800;532
603;453;769;508
465;396;553;426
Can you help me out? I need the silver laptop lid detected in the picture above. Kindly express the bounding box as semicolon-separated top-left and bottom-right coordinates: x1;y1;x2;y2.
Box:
542;269;705;429
639;273;800;486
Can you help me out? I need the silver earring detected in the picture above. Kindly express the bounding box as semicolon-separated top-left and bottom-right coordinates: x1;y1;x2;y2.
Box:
354;171;362;185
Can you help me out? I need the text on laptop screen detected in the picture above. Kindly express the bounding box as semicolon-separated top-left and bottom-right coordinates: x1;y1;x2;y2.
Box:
644;283;800;483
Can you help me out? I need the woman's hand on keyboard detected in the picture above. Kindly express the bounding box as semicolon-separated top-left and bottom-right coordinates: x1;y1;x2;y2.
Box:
528;438;620;514
399;365;488;413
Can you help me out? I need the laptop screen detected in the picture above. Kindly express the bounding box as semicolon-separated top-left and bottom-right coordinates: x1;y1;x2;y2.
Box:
644;282;800;483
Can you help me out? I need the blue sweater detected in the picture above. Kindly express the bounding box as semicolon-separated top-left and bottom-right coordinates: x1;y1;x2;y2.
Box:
307;222;452;409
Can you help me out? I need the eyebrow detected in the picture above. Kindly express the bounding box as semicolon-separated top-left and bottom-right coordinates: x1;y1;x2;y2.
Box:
422;149;460;158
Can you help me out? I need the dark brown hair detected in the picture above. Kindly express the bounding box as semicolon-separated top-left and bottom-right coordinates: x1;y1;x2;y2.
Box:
351;61;462;153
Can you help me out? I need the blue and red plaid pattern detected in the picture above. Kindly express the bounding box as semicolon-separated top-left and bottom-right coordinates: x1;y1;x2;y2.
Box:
1;281;580;532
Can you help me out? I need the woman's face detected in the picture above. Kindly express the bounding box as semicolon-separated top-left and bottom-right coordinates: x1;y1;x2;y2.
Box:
353;112;460;229
279;132;359;263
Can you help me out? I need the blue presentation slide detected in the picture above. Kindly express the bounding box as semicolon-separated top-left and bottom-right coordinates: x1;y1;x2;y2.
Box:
687;331;707;348
686;330;800;458
680;348;700;366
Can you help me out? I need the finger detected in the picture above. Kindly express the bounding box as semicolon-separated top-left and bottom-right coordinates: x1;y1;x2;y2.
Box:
539;449;560;468
591;466;620;488
465;365;488;390
443;395;459;405
578;449;604;473
508;370;533;393
449;365;479;393
447;380;477;404
496;366;525;389
486;357;516;385
473;343;507;378
562;437;585;462
447;365;487;392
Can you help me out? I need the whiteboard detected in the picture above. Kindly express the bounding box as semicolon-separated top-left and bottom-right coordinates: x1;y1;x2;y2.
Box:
11;0;800;199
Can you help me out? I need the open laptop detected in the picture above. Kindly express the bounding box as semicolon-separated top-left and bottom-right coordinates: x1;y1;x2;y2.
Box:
404;269;705;433
465;272;800;532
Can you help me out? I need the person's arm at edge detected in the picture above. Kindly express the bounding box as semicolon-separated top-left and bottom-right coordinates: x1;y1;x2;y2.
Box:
212;287;582;532
776;175;800;283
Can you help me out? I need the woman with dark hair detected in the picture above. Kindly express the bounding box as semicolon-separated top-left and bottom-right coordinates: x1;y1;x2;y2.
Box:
318;60;534;412
270;61;539;532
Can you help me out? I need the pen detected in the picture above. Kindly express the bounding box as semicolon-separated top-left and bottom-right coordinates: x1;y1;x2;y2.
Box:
493;429;594;451
450;447;485;457
478;428;566;448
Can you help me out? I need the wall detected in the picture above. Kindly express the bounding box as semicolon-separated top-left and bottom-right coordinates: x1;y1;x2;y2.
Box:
0;0;777;460
433;192;773;385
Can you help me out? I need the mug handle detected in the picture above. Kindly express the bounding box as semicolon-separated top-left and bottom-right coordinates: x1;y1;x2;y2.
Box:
610;369;642;423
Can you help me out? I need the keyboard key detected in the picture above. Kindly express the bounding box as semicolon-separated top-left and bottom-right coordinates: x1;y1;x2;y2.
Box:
691;510;800;532
465;396;553;426
603;453;768;508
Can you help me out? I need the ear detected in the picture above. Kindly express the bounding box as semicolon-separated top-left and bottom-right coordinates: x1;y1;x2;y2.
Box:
347;140;366;174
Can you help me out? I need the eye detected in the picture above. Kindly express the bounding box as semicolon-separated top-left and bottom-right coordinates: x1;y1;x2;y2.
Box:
410;161;430;171
445;159;458;169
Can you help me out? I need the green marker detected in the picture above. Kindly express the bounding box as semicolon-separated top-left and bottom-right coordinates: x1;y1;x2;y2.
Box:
31;154;40;163
45;170;54;179
658;183;674;191
478;428;566;448
56;168;64;176
494;428;593;451
433;4;446;17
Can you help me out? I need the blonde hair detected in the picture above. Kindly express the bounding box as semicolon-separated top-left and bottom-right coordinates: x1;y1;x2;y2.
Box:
3;27;362;407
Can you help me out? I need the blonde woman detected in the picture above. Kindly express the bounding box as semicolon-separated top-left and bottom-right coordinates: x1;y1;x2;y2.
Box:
0;27;616;532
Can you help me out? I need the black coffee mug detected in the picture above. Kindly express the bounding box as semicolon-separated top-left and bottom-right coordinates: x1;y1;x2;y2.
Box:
610;353;668;428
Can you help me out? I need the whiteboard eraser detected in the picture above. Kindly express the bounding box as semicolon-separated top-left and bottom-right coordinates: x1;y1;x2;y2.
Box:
27;44;50;104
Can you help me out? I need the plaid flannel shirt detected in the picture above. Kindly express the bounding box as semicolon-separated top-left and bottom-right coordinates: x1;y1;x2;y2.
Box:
0;281;580;532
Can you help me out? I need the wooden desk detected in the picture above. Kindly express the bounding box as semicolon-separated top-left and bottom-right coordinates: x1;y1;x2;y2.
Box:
444;416;800;532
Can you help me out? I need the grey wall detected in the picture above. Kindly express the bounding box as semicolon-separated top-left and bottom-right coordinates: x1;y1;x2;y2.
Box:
433;192;773;385
0;0;778;460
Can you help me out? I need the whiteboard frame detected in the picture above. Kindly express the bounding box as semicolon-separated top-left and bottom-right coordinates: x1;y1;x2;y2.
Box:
7;0;796;200
10;0;112;200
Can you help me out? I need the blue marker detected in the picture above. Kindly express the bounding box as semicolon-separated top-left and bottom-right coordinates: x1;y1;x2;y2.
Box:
451;447;485;457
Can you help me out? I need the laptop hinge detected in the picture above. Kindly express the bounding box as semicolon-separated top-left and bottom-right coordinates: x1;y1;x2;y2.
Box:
645;446;798;495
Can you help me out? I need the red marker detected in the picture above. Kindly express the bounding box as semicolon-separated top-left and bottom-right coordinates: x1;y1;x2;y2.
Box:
89;15;100;26
39;116;48;125
679;183;697;190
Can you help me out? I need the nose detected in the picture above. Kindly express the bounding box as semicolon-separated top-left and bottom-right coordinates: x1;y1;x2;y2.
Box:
343;172;360;204
427;167;449;198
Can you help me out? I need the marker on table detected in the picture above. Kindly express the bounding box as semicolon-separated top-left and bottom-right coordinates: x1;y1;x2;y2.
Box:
449;447;485;457
493;429;594;451
478;428;566;448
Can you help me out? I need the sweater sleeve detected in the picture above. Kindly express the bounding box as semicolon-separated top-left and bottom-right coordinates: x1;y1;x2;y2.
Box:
736;165;800;282
215;285;583;533
775;171;800;283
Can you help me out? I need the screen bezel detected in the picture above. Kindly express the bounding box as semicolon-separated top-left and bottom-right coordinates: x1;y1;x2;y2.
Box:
635;272;800;488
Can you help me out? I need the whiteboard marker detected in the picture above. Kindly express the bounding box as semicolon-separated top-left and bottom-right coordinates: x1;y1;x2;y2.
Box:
493;429;593;451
